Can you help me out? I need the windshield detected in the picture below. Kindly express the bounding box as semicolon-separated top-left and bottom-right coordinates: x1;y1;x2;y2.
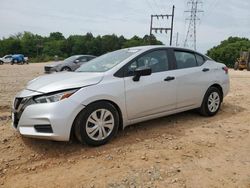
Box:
64;55;79;62
76;49;139;72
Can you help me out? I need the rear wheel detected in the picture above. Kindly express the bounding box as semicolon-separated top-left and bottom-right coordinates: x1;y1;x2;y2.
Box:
234;62;238;70
61;66;71;71
199;87;222;116
74;102;119;146
0;61;3;65
12;59;17;65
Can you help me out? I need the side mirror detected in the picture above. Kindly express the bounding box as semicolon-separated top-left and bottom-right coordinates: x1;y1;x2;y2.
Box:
133;67;152;81
74;59;80;63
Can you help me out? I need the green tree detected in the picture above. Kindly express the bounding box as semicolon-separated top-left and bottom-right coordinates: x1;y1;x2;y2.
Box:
0;32;163;62
49;32;65;41
207;37;250;68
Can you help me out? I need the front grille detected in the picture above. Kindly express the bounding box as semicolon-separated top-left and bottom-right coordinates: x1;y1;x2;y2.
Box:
44;66;52;72
13;112;19;128
14;98;22;110
34;124;53;133
12;97;35;128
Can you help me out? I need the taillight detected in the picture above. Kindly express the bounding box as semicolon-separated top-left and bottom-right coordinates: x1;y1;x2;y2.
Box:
222;66;228;74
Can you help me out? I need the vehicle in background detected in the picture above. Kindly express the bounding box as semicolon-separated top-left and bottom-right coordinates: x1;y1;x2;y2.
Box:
11;54;28;65
0;54;13;65
234;51;250;71
44;55;96;73
12;46;229;146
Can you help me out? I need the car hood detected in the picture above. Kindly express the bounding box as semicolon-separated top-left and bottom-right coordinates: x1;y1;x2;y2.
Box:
26;72;104;93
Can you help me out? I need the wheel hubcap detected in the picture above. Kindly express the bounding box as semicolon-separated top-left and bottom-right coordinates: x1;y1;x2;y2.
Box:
86;109;114;141
63;68;69;71
208;92;220;112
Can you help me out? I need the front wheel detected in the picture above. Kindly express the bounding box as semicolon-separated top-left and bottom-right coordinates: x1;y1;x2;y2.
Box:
0;61;3;65
12;59;18;65
74;102;119;146
199;87;222;116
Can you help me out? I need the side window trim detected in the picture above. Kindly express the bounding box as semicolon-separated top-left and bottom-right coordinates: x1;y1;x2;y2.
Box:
167;48;177;70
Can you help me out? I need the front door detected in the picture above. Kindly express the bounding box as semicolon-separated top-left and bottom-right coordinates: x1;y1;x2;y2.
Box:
124;49;177;120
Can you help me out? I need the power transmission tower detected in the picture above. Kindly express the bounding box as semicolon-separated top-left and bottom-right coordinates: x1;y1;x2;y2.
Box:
184;0;203;50
150;5;175;46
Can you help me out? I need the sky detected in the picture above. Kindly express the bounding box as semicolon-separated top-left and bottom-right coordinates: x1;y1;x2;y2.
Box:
0;0;249;53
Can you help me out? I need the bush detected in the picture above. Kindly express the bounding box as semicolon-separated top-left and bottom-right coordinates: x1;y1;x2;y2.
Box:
207;37;250;68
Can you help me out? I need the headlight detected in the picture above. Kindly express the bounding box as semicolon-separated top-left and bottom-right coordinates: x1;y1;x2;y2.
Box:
34;89;77;103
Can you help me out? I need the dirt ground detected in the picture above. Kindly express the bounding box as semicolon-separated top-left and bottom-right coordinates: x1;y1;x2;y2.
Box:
0;63;250;188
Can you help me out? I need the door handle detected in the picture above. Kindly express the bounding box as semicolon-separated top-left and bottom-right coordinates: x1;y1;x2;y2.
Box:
202;68;210;72
164;76;175;81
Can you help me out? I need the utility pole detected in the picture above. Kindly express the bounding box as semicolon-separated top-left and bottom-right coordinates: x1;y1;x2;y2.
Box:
149;5;175;46
184;0;203;50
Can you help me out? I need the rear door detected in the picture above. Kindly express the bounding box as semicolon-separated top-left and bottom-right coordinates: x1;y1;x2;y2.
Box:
169;49;212;108
123;49;177;120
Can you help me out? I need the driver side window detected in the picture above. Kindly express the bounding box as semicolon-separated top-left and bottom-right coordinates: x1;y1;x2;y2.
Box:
127;50;168;76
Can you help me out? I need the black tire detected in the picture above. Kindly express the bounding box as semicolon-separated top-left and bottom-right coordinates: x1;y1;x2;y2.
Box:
12;59;18;65
234;62;238;70
199;87;222;117
61;66;71;71
74;101;119;146
0;61;3;65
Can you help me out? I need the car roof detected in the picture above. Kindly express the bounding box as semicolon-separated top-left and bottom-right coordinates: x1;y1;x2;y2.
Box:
126;45;197;52
73;55;96;57
125;45;210;59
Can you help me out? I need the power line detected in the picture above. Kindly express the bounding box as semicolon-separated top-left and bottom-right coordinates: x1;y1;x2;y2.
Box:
184;0;203;50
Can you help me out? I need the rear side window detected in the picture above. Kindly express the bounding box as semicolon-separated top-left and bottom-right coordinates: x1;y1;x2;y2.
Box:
79;57;88;62
174;51;197;69
195;53;205;66
88;56;95;61
127;50;168;75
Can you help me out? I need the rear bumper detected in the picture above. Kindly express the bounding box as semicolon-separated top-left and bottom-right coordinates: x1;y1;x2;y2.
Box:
44;66;57;74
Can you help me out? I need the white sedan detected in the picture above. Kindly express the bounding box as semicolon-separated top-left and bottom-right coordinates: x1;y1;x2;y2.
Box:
0;55;13;64
12;46;229;146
